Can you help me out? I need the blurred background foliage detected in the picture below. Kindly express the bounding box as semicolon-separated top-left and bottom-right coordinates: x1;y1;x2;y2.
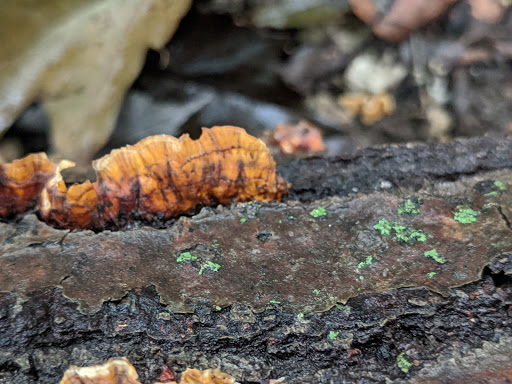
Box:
0;0;511;168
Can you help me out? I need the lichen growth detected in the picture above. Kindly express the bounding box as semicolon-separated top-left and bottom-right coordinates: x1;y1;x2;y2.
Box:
176;251;197;263
336;304;350;313
328;331;340;340
310;207;326;218
397;353;413;373
374;219;427;244
374;218;393;236
358;255;373;269
199;261;221;275
454;207;480;224
494;180;506;191
424;249;445;264
398;199;421;215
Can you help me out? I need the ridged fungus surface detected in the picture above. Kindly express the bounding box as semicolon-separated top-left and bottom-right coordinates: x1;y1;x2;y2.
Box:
60;358;140;384
59;358;235;384
0;126;289;229
0;153;56;217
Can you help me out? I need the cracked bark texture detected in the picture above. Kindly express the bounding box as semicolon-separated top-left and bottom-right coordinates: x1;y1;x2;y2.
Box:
1;135;512;383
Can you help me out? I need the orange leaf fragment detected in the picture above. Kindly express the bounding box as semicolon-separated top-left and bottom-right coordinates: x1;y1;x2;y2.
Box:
349;0;455;42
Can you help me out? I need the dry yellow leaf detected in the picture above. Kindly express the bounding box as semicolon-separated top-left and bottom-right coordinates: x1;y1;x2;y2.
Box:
0;0;191;165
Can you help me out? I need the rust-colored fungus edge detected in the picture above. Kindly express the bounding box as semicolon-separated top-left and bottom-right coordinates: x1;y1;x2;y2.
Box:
59;357;236;384
0;126;289;229
0;153;56;217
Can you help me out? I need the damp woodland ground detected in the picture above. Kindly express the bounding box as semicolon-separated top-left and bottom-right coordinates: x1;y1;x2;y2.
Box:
2;136;512;383
1;2;512;384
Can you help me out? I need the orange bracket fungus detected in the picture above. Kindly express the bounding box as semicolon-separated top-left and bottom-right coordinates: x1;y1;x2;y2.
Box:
0;126;289;229
0;153;56;217
59;358;236;384
60;358;140;384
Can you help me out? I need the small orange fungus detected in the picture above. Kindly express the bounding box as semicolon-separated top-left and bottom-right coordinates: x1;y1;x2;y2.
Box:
272;121;326;154
0;153;56;217
60;358;140;384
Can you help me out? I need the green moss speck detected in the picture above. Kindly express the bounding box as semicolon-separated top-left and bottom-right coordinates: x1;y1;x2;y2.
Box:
358;255;373;269
199;261;221;275
176;252;197;263
313;289;320;295
426;272;437;279
336;304;350;313
485;191;498;197
398;199;420;215
397;353;413;373
310;207;327;218
494;180;506;190
424;249;446;264
215;306;221;311
240;217;248;224
359;275;364;281
328;331;340;340
454;207;480;224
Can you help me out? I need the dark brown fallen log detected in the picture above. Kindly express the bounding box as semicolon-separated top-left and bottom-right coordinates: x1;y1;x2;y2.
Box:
1;135;512;384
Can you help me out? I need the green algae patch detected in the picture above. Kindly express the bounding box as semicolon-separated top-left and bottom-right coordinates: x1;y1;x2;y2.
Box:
310;207;327;218
177;252;197;263
398;198;421;215
199;261;221;275
374;219;427;244
454;207;480;224
397;353;413;373
424;249;446;264
494;180;506;191
358;255;373;269
336;304;350;313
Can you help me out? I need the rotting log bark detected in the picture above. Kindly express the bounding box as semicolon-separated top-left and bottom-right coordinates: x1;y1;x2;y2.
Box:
1;135;512;384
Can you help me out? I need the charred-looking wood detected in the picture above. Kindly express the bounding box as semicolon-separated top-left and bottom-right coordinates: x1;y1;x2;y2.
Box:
1;135;512;383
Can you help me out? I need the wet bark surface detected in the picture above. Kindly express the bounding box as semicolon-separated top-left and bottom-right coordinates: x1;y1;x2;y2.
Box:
1;136;512;383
